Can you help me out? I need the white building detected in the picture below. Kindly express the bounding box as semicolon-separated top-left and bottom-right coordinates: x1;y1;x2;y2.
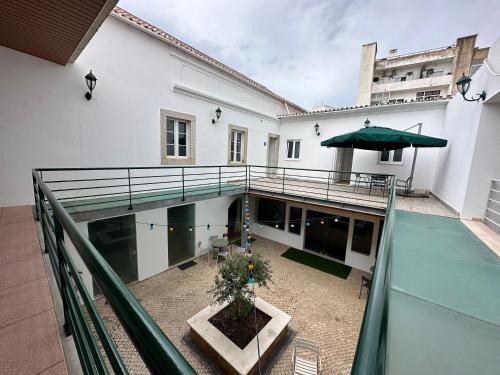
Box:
357;35;490;106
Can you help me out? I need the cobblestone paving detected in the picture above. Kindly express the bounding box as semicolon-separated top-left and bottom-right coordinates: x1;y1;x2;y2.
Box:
94;237;368;374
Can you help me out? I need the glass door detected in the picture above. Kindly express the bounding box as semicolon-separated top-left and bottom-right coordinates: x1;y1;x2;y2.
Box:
168;204;195;266
304;210;349;261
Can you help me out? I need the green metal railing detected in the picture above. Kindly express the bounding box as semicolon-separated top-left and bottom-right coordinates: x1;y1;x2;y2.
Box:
351;177;396;374
32;170;196;375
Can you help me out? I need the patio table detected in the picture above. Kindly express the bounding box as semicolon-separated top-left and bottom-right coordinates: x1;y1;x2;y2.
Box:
212;238;229;251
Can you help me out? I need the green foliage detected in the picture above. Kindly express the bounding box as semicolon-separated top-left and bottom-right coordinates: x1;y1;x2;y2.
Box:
209;252;272;319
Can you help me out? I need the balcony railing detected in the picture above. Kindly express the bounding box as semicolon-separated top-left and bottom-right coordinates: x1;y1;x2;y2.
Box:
32;165;395;374
351;176;396;375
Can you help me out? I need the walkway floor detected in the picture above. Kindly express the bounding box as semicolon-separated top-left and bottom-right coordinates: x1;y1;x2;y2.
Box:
0;206;68;375
395;194;457;217
94;236;369;375
388;210;500;374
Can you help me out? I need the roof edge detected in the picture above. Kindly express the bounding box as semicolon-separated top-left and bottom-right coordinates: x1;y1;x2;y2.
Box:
110;6;306;113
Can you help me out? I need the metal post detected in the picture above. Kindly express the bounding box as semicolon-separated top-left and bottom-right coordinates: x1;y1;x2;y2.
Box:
327;171;331;200
54;214;71;337
181;167;185;201
408;123;422;192
127;168;133;210
218;166;221;195
248;166;251;191
38;188;48;254
32;174;40;221
282;168;286;193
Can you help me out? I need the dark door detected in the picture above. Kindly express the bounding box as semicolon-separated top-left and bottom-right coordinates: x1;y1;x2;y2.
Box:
304;210;349;261
88;214;138;296
227;198;241;241
168;204;195;266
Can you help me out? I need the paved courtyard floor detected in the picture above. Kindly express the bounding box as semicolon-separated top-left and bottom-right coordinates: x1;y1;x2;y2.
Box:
94;237;369;374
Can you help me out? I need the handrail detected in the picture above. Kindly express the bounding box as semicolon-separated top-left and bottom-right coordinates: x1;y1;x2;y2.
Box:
32;169;196;375
351;177;396;374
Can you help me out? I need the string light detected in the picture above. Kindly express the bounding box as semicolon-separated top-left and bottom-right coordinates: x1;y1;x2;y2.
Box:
188;226;193;232
207;224;210;231
169;225;174;232
320;220;325;225
150;224;154;230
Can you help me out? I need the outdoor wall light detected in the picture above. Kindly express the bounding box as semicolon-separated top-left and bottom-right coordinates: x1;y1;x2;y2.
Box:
84;70;97;100
314;123;320;136
364;118;371;128
456;73;486;102
212;106;222;124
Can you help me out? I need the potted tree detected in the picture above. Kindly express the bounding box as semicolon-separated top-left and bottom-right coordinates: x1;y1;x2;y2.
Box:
187;252;291;375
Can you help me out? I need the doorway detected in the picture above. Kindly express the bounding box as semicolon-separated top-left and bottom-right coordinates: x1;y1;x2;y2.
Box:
168;204;195;266
333;148;354;183
267;134;279;177
304;210;349;261
88;214;138;296
227;198;242;241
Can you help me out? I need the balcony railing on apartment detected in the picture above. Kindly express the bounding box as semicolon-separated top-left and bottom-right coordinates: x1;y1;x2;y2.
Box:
351;176;396;375
32;165;395;374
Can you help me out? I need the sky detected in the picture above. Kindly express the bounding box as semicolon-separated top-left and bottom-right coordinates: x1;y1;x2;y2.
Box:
118;0;500;110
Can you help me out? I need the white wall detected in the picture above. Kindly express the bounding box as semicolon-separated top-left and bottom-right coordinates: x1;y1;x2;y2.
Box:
279;102;447;191
433;37;500;218
0;15;286;206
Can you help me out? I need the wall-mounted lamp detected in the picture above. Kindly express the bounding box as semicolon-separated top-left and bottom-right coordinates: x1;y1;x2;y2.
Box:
84;70;97;100
314;123;320;136
364;118;370;128
456;73;486;102
212;106;222;124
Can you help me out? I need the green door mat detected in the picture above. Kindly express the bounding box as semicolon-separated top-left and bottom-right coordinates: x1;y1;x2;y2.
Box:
281;248;352;279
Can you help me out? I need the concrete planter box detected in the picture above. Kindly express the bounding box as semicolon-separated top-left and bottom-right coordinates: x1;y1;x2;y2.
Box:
187;297;291;375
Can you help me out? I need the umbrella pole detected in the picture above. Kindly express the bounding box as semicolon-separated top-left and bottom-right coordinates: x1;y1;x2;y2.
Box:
408;122;422;192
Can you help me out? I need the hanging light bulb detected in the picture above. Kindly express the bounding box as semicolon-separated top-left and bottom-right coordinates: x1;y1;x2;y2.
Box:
306;222;310;227
207;224;210;231
169;226;174;232
150;224;154;230
334;217;339;223
320;220;325;225
225;225;229;231
291;224;295;228
188;226;193;232
275;224;279;229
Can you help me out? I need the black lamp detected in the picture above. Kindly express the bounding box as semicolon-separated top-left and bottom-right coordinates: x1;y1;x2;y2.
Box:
364;118;370;128
212;106;222;124
314;123;320;136
456;73;486;102
84;70;97;100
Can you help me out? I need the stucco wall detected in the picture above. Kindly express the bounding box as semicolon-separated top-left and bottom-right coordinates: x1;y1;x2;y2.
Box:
0;16;286;206
279;102;447;191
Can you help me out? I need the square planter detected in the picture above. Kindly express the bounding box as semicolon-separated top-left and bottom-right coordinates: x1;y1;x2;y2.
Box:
187;297;291;375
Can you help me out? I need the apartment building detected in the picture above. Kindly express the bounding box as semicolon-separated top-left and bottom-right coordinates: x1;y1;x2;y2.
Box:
357;35;490;106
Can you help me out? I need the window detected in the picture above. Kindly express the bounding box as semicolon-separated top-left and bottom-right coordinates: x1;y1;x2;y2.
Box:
288;206;302;234
416;90;441;100
228;125;248;164
351;219;374;255
257;198;286;230
160;109;196;165
166;118;189;157
400;76;406;82
286;140;300;160
230;130;244;162
388;99;404;104
379;149;403;164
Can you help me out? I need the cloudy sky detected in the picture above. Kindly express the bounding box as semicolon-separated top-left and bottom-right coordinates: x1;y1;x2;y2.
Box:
119;0;500;110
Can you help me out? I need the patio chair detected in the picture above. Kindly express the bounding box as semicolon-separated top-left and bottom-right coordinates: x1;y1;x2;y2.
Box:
230;239;246;255
292;337;321;375
216;246;229;263
396;177;412;196
208;235;218;263
354;173;369;193
369;175;389;197
359;276;372;299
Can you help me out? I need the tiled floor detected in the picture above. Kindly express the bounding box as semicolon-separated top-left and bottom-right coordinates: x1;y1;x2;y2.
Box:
0;206;68;375
94;237;369;375
395;194;458;217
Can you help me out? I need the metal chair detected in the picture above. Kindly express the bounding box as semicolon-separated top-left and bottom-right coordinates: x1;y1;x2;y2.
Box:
292;337;321;375
207;235;218;264
396;177;412;196
359;276;372;298
369;175;389;197
354;173;369;193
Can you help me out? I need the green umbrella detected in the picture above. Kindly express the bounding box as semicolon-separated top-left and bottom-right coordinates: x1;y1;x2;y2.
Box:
321;124;448;194
320;126;447;151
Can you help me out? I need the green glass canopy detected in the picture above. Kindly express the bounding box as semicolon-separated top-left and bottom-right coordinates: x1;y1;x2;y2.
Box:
320;126;448;151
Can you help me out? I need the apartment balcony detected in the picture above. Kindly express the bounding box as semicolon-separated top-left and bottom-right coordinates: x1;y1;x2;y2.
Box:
374;46;455;71
371;74;452;94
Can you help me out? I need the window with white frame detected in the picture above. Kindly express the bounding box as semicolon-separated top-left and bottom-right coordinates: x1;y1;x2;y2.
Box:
230;130;244;163
379;149;403;164
166;117;189;157
286;140;301;160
